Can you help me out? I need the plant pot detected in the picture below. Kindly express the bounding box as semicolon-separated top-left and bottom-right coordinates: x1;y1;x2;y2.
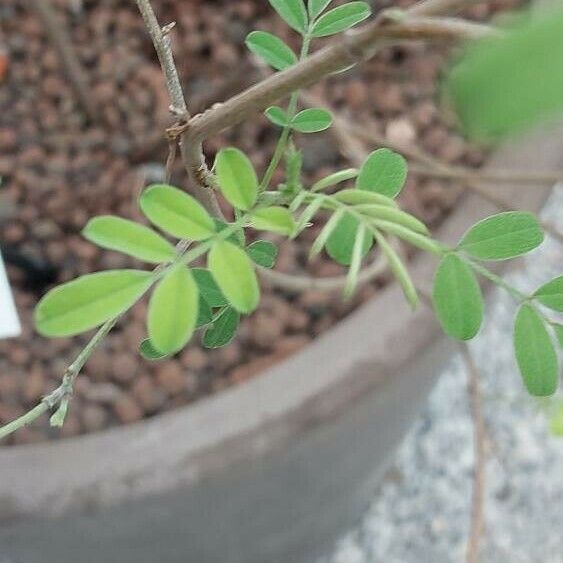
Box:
0;125;561;562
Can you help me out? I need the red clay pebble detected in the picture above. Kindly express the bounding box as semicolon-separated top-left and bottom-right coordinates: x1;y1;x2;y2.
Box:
156;363;188;396
113;395;144;424
111;353;139;384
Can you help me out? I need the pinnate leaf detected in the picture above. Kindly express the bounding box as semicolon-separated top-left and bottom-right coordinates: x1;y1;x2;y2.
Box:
148;265;198;355
326;213;373;266
534;275;563;312
250;206;296;236
356;148;407;198
513;304;559;397
245;31;297;70
215;148;258;211
432;254;483;340
192;268;228;308
35;270;152;337
311;1;371;37
140;185;215;241
203;307;240;348
247;240;278;268
83;216;175;264
208;240;260;313
268;0;308;34
458;211;543;260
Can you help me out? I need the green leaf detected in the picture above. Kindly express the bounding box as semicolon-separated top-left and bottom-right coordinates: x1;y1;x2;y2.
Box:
247;240;278;268
82;216;176;264
294;198;324;236
513;304;559;397
309;0;333;20
310;208;344;257
35;270;152;337
326;213;373;266
374;220;444;255
458;211;544;261
140;184;215;241
148;265;198;355
432;254;484;341
245;31;298;71
192;268;228;308
213;218;245;247
265;106;291;127
553;324;563;348
197;297;213;327
139;338;168;361
356;148;407;198
355;205;428;235
291;108;333;133
332;188;397;207
534;276;563;312
344;224;366;298
208;240;260;313
447;10;563;140
311;2;371;37
311;169;358;192
203;307;240;348
249;206;296;236
375;233;418;309
268;0;308;34
215;148;258;211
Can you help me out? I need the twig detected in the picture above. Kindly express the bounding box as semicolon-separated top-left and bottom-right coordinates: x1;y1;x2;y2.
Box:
461;344;487;563
28;0;99;122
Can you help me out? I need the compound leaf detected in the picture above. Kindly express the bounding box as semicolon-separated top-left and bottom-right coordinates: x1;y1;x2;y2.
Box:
247;240;278;268
249;206;296;236
203;307;240;348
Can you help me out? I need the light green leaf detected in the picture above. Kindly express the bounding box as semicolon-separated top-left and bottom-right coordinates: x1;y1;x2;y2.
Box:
213;218;245;247
140;184;215;241
374;220;444;255
139;338;168;361
215;148;258;211
553;324;563;348
35;270;152;337
265;106;291;127
291;108;333;133
310;208;344;257
311;2;370;37
534;275;563;312
513;304;559;397
356;148;407;198
148;265;198;355
203;307;240;348
309;0;333;20
458;211;544;260
268;0;308;34
83;216;176;264
355;205;428;234
447;10;563;140
294;198;324;235
249;206;296;236
192;268;228;308
332;188;397;207
432;254;483;340
208;240;260;313
311;169;358;192
344;224;366;298
247;240;278;268
326;213;373;266
375;232;418;309
245;31;298;71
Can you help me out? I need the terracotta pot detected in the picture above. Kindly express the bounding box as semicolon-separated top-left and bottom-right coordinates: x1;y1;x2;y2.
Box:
1;126;561;562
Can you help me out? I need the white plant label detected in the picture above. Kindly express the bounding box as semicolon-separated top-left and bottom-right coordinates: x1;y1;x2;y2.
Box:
0;251;21;338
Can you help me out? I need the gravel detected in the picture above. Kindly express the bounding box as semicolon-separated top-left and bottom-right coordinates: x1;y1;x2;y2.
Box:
324;186;563;563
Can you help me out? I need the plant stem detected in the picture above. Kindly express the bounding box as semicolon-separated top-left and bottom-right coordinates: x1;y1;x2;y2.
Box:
260;35;311;192
0;404;49;441
466;258;529;302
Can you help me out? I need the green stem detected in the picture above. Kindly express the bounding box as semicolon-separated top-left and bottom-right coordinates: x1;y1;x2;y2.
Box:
0;403;49;441
465;258;529;302
259;35;312;192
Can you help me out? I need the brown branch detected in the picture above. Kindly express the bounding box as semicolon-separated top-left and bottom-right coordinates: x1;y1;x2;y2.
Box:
461;344;487;563
29;0;99;122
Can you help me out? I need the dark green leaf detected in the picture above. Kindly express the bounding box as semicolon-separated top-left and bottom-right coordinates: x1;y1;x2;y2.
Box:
213;218;245;247
291;108;333;133
197;297;213;327
83;216;176;264
458;211;544;260
148;265;198;355
208;240;260;313
447;10;563;140
513;304;559;396
215;148;258;211
311;1;370;37
192;268;228;308
247;240;278;268
268;0;308;34
249;206;296;236
245;31;298;71
326;213;373;266
265;106;291;127
139;338;168;361
534;275;563;312
356;148;407;198
432;254;483;340
203;307;240;348
35;270;152;337
140;184;215;241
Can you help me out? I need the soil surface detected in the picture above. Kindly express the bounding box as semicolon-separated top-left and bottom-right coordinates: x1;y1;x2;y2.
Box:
0;0;520;444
